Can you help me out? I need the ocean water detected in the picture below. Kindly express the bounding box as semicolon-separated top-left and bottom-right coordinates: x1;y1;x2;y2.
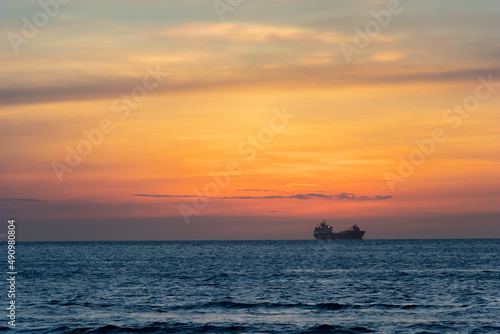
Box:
8;239;500;333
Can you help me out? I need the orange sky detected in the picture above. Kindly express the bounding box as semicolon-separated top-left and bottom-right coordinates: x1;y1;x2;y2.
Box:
1;0;499;240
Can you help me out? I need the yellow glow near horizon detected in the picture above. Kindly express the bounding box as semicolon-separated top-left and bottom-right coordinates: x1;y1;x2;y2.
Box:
1;1;499;238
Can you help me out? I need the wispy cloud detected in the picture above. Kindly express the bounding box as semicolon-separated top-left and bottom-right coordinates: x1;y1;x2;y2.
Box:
0;198;46;202
3;67;498;106
236;189;270;192
160;23;340;44
133;193;392;201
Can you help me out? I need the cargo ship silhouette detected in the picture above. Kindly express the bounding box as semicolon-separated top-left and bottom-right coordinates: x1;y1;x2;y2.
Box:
313;221;365;240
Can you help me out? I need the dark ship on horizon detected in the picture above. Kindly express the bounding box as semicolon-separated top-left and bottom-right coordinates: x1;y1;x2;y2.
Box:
313;221;365;240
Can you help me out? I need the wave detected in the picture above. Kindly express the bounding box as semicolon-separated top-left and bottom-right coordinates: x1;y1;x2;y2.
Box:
38;323;380;334
50;299;445;312
303;324;375;333
315;303;351;310
191;300;305;310
17;321;500;334
48;323;251;334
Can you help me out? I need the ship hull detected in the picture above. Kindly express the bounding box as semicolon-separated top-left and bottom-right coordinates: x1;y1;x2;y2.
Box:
314;231;365;240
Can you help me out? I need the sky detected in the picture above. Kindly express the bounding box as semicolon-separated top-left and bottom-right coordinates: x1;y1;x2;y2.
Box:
1;0;499;240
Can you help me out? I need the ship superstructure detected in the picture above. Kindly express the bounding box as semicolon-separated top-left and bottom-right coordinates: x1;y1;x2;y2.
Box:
313;221;365;240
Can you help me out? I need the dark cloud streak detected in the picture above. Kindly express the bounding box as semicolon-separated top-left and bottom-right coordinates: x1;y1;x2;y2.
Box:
133;193;392;201
2;68;498;106
0;198;46;202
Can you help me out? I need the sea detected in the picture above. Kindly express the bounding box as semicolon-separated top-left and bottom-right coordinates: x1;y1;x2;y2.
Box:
7;239;500;333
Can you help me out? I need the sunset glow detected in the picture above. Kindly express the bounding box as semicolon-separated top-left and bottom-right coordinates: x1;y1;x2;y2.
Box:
1;0;499;240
